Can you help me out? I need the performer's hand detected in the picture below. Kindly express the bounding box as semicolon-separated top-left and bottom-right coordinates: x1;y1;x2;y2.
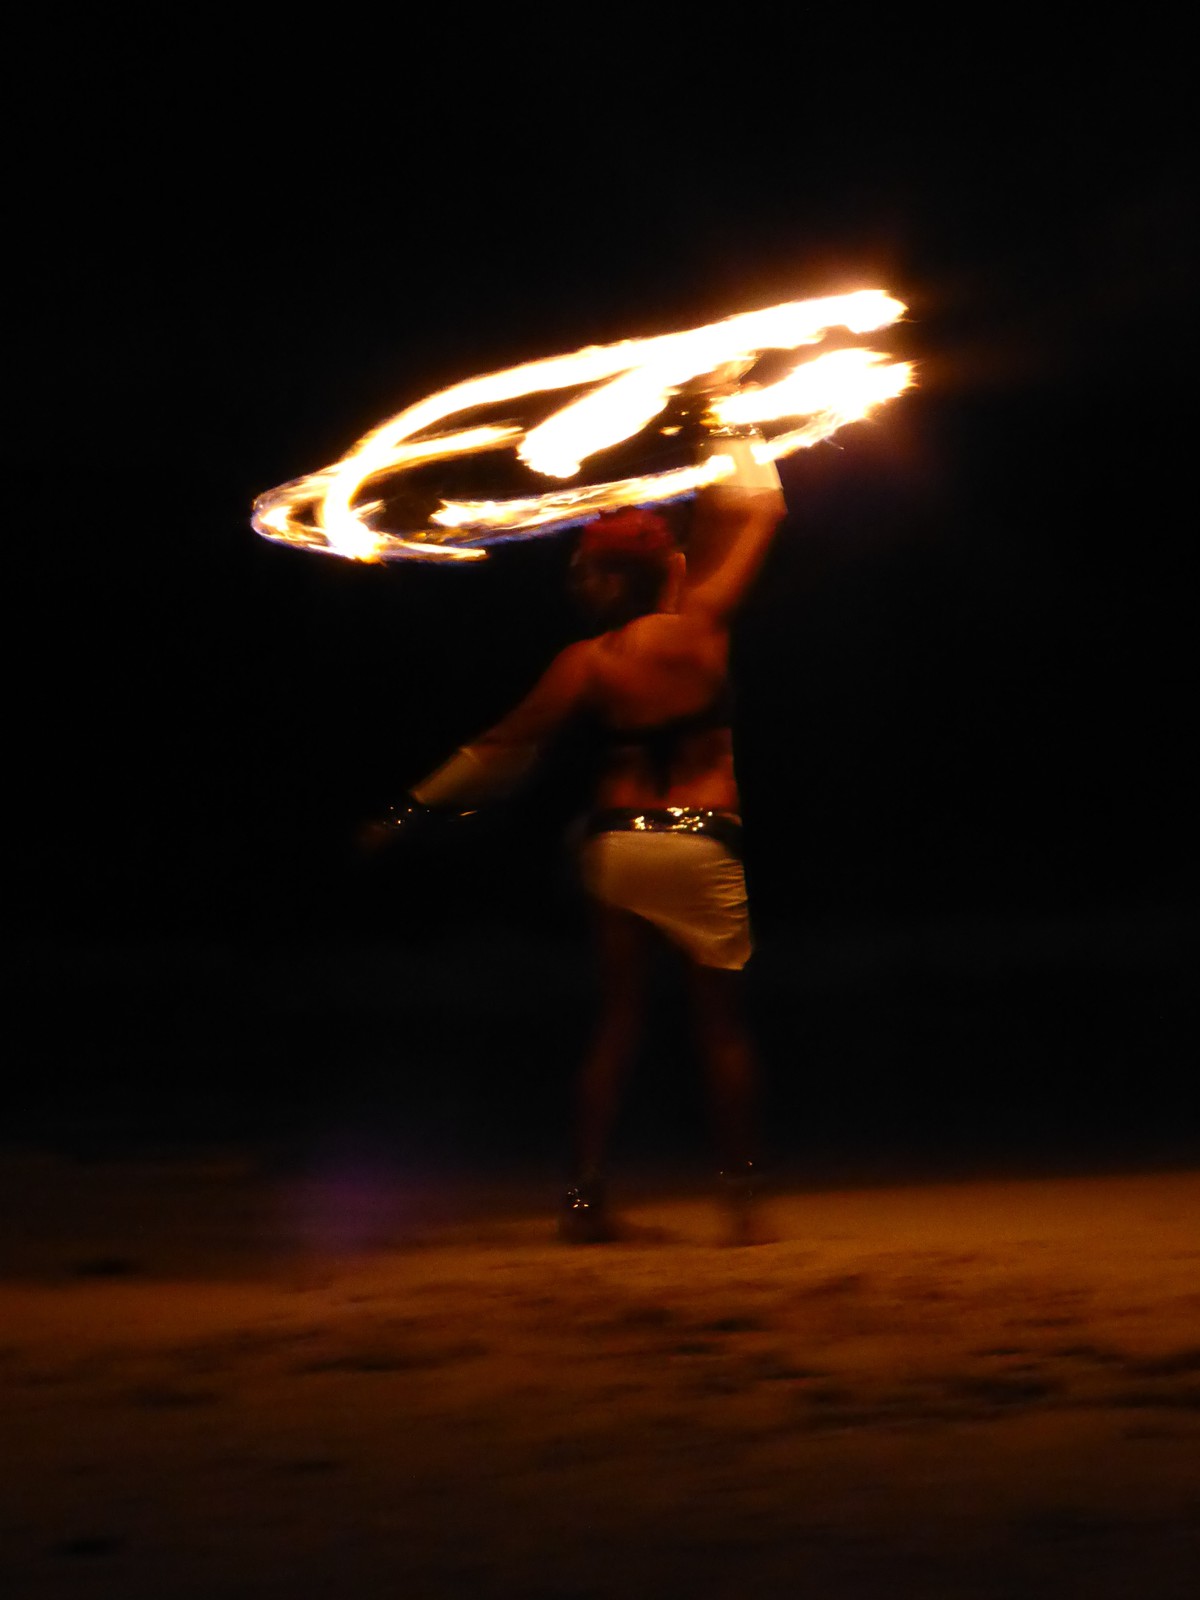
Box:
356;797;434;856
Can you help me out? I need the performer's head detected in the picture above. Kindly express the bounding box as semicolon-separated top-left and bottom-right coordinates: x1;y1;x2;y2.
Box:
570;507;683;629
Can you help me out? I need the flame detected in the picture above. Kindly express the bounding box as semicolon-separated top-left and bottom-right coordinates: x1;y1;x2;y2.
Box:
252;290;913;562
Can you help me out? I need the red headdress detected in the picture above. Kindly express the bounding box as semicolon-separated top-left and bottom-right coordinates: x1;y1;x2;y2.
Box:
577;507;674;564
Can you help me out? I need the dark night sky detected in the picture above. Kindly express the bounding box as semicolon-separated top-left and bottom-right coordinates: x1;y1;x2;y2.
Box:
13;21;1194;1156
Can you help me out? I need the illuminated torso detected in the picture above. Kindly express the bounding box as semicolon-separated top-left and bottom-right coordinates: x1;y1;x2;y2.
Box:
588;613;739;812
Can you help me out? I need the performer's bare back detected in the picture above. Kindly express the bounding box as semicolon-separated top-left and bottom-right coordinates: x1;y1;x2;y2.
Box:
584;612;738;813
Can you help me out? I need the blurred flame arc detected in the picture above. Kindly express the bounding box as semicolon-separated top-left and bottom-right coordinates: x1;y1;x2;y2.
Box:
251;289;913;563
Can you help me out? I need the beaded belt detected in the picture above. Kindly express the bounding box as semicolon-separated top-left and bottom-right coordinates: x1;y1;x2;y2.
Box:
585;807;744;859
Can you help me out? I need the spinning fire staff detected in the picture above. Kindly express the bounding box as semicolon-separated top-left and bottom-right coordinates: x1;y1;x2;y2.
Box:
253;292;913;1243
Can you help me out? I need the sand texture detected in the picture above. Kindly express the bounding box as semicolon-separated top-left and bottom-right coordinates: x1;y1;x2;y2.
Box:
2;1157;1199;1598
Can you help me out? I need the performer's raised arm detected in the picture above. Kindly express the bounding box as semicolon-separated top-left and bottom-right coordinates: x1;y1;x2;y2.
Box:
683;433;787;621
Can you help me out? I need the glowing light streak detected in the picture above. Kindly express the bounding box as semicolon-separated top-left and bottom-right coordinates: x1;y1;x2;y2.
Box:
251;290;912;562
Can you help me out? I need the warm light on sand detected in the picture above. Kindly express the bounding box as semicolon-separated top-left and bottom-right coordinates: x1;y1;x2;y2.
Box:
3;1160;1198;1596
251;290;913;563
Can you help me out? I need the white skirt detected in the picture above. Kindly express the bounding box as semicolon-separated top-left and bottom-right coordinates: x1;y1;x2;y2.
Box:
579;831;752;970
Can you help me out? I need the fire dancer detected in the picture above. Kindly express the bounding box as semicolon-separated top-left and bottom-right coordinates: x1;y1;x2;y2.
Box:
370;433;786;1242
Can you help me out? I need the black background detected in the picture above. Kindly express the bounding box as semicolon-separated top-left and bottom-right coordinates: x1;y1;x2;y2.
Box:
15;19;1195;1173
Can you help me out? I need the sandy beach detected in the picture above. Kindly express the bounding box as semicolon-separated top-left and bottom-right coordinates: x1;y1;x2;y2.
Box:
3;1153;1198;1598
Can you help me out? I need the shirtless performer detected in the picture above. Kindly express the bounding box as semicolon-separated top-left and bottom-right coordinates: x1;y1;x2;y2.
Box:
373;431;786;1242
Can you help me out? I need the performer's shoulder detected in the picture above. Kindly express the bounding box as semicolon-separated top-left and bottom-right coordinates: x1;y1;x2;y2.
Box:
627;610;719;650
547;636;600;694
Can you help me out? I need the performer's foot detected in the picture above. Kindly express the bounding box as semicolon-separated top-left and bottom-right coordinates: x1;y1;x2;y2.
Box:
718;1160;771;1246
558;1176;615;1244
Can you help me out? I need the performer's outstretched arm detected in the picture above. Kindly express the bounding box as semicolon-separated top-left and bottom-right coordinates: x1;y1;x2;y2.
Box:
360;640;593;849
410;639;593;810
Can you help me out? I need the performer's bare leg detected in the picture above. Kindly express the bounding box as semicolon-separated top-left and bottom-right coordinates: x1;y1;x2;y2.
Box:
560;907;652;1241
687;963;766;1241
686;964;758;1169
572;906;651;1181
